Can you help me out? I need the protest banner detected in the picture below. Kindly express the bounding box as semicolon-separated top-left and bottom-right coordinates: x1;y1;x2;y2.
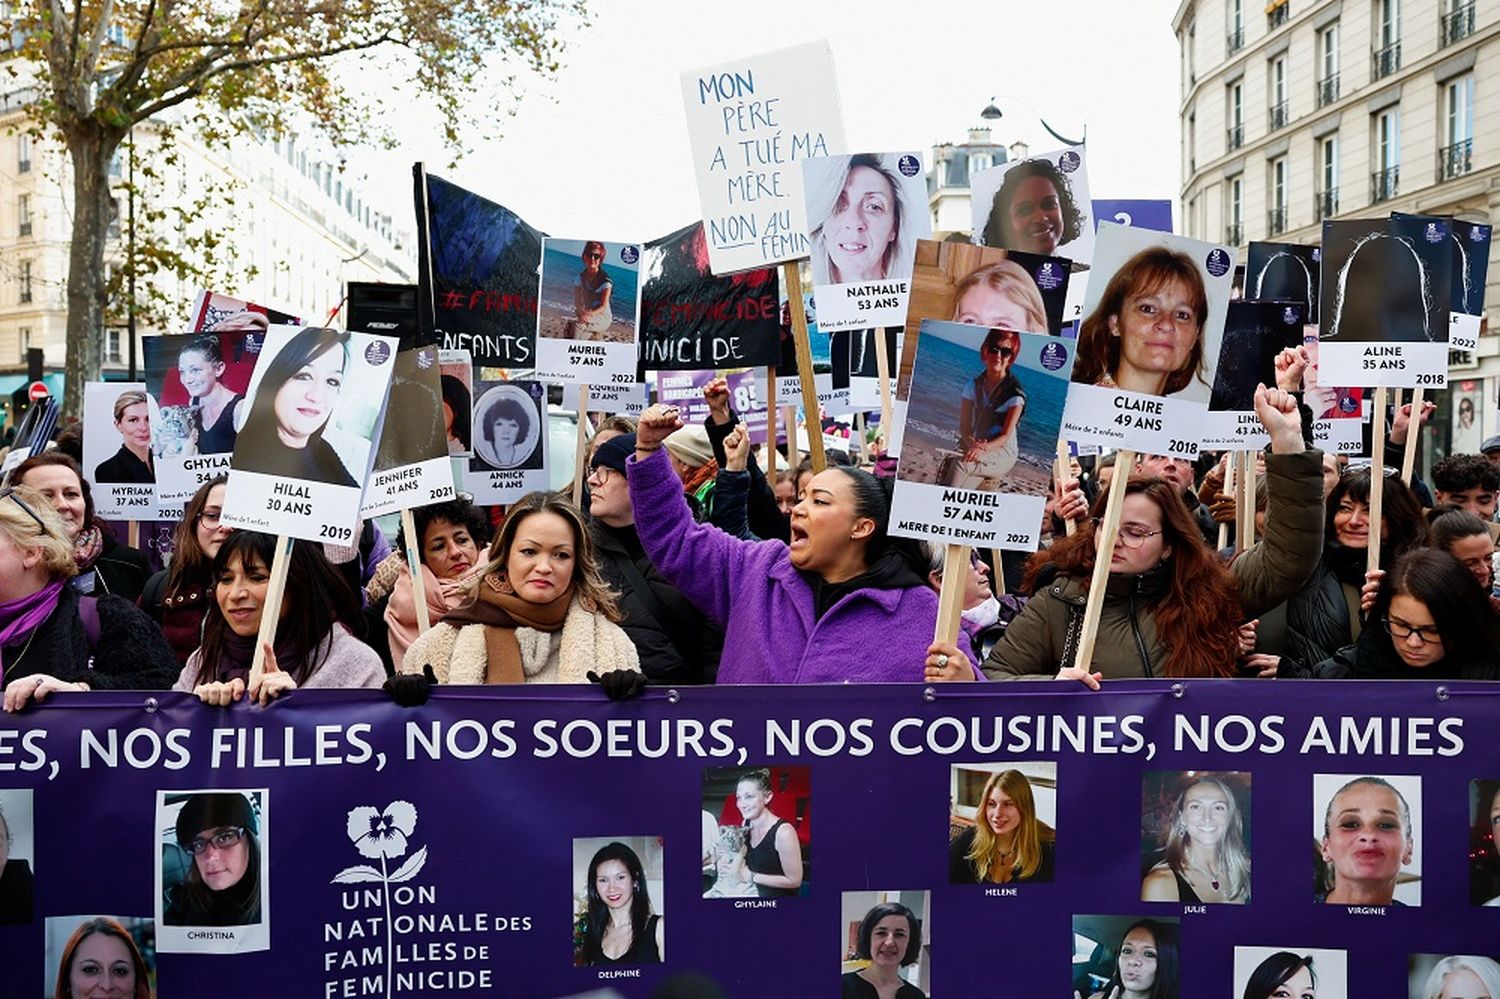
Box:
1301;326;1366;455
360;346;454;519
654;369;770;446
2;681;1496;995
890;321;1075;552
1393;213;1493;354
142;332;263;504
533;238;642;388
82;382;157;519
414;166;547;368
189;290;300;333
1245;240;1320;317
462;378;549;505
222;327;399;543
1092;199;1173;233
1317;217;1452;389
1061;222;1233;459
800;151;930;333
1203;301;1305;451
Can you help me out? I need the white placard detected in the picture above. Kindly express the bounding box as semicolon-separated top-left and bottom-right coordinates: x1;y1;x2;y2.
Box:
462;379;550;505
562;381;648;417
154;788;270;954
82;382;160;519
361;346;456;518
1313;418;1365;454
1315;340;1448;390
776;372;848;415
1450;312;1480;354
532;238;641;385
971;146;1095;265
1200;411;1270;451
680;41;847;275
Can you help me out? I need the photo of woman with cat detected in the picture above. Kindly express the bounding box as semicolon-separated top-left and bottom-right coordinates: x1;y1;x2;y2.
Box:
700;766;809;899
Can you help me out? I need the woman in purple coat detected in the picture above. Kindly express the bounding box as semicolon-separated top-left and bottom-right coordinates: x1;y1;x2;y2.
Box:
627;405;977;683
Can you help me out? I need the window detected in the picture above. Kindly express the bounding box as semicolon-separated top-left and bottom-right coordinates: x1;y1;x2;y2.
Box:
1226;176;1244;245
1318;24;1340;106
1268;0;1290;29
969;152;992;174
16;132;30;173
16;194;29;237
1373;108;1400;202
1227;82;1244;151
1187;113;1197;175
105;329;122;363
1441;74;1474;179
1269;56;1289;129
1442;0;1476;46
1268;158;1289;235
1373;0;1401;79
18;327;30;363
18;260;31;304
1318;135;1340;216
1227;0;1244;53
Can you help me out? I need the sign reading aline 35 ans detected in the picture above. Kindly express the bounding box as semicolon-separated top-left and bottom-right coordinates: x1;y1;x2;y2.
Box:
0;682;1494;996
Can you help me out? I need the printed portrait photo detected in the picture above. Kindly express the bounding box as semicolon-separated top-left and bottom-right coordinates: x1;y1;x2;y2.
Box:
142;332;263;461
700;765;809;899
972;146;1095;266
804;151;928;288
1312;773;1422;906
0;788;34;925
470;381;546;472
841;890;930;998
1470;779;1500;906
438;349;474;457
1072;914;1180;999
85;382;156;486
572;835;665;967
537;238;640;344
45;915;157;998
189;290;298;334
1409;954;1500;999
371;346;448;473
155;790;269;952
948;762;1056;885
1234;946;1348;999
1140;771;1251;904
1299;327;1363;421
1245;241;1320;316
1209;302;1305;414
1319;218;1452;345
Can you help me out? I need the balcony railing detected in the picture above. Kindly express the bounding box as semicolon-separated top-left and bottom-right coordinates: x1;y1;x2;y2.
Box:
1372;41;1401;80
1226;27;1244;54
17;158;29;174
1226;222;1244;245
17;220;30;237
1268;101;1289;130
1268;2;1290;28
1372;166;1400;203
1267;207;1289;237
1227;124;1244;151
1316;74;1340;107
1438;139;1473;181
1314;188;1339;219
1441;2;1476;46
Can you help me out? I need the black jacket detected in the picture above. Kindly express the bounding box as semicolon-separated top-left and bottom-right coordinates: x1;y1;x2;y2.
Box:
704;413;791;544
80;532;154;603
1;585;178;691
590;519;724;684
1271;545;1365;673
1297;620;1500;680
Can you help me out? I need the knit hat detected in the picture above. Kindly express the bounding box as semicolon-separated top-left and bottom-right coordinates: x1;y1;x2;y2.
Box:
590;433;635;475
175;792;258;845
663;425;714;468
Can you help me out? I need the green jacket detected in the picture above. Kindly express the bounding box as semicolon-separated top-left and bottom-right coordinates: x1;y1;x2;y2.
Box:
983;449;1326;680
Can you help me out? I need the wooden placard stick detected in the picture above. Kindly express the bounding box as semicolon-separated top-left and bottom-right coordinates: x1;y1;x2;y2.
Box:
990;550;1006;597
874;330;895;439
780;263;827;473
571;384;591;508
247;534;293;686
1072;448;1135;672
1054;441;1076;536
1235;450;1254;552
932;544;969;647
765;365;778;479
1400;387;1423;485
400;507;431;634
1217;449;1235;551
1367;386;1389;577
127;520;140;549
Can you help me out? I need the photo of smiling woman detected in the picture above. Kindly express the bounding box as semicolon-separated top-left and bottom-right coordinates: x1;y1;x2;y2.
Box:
841;891;930;999
807;153;923;287
1073;916;1180;999
45;915;155;999
948;763;1055;884
92;390;155;484
1141;772;1251;904
979;156;1089;260
1313;773;1422;906
573;837;664;967
230;327;357;487
161;792;264;927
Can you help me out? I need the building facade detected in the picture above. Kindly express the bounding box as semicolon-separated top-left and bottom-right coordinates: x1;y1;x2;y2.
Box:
1175;0;1499;465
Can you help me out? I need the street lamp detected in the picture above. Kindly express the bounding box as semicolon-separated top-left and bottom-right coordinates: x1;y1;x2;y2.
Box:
980;97;1086;147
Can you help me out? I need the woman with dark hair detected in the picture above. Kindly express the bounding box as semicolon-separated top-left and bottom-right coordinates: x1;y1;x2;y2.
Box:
577;841;662;965
52;917;152;999
977;387;1322;683
440;374;471;455
15;452;154;601
567;240;614;340
1141;775;1250;904
942;328;1025;491
231;327;356;487
1079;919;1180;999
165;792;262;926
627;405;978;683
842;901;925;999
1242;951;1315;999
1073;247;1210;398
950;769;1054;884
1296;549;1500;679
93;390;154;483
0;801;33;924
1430;505;1495;594
178;334;246;454
481;395;532;468
1476;780;1500;907
982;157;1085;257
175;531;384;705
140;476;232;664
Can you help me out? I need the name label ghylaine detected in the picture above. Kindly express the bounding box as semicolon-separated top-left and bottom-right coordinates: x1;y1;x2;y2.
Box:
735;899;777;909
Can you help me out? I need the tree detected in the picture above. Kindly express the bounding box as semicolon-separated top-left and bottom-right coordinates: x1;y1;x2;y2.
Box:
3;0;583;415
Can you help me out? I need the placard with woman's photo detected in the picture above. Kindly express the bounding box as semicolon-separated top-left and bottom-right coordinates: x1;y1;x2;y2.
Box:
462;378;549;505
360;346;456;519
82;382;159;519
532;238;642;386
1203;301;1305;450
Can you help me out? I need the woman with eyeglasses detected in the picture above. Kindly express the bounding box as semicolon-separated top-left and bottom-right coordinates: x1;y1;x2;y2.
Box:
941;329;1026;491
973;386;1324;684
165;791;262;926
140;476;232;665
566;240;615;340
0;486;177;712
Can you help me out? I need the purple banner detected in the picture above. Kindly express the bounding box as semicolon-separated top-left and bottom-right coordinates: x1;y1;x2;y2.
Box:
0;682;1497;997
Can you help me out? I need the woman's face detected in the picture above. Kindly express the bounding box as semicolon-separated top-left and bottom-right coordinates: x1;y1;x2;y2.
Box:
1491;788;1500;861
0;529;41;596
442;400;455;437
735;781;770;821
1180;782;1231;849
1109;277;1201;388
1116;926;1158;993
788;471;866;575
980;335;1016;378
178;349;224;398
984;785;1022;838
594;858;633;912
1007;174;1065;255
825;165;896;282
773;478;797;516
1386;593;1446;668
1101;493;1170;574
20;465;86;539
422;517;479;580
582;246;603;274
1448;532;1494;590
954;282;1032;330
195;484;231;561
216;553;269;637
1321;783;1411;890
867;914;910;970
1435;968;1488;999
963;553;993;608
272;347;344;443
1332;496;1384;548
190;824;250;891
494;416;520;448
1270;965;1315;999
68;932;136;998
504;511;576;603
115;403;152;450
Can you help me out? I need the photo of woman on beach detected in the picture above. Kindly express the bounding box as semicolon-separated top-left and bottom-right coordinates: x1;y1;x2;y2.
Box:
537;238;639;345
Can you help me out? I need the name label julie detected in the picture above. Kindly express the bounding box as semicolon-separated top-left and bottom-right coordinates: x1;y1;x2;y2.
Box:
1183;905;1206;914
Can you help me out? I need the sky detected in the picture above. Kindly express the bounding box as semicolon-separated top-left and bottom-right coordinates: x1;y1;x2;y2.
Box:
348;0;1183;246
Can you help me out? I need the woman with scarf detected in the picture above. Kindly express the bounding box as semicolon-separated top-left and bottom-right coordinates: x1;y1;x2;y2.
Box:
13;452;153;602
399;491;643;692
0;487;176;711
141;476;232;665
176;531;383;705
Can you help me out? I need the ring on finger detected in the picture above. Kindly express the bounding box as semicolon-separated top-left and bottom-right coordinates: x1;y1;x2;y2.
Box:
935;653;949;670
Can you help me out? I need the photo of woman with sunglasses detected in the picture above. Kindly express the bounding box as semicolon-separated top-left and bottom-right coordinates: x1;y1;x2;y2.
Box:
941;328;1026;491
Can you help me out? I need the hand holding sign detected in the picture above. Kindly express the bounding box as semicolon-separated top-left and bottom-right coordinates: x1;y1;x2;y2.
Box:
924;640;975;682
250;642;297;707
193;678;246;707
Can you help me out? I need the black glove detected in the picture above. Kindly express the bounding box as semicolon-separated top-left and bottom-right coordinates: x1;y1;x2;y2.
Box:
587;669;647;701
383;664;436;707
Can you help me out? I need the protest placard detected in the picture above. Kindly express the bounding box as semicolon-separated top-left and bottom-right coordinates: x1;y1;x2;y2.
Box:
1091;199;1173;233
561;381;647;418
0;397;58;479
654;369;770;445
462;379;549;505
532;238;641;386
800;151;930;333
1302;326;1366;455
360;346;455;518
1203;302;1305;450
154;789;271;954
82;382;157;519
437;349;473;458
222;327;398;543
832;328;898;413
972;146;1095;266
189;290;300;333
1060;223;1233;458
1245;240;1320;315
1393;213;1492;354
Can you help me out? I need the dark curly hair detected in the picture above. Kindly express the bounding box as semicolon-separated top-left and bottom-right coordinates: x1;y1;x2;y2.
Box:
982;157;1085;249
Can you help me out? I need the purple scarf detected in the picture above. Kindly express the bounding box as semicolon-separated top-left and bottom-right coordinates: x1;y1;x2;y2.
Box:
0;578;67;687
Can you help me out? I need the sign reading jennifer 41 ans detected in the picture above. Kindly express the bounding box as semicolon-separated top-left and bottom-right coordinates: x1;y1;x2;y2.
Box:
680;41;847;275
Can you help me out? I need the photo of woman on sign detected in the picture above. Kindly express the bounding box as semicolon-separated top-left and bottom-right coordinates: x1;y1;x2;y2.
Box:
1141;772;1251;904
980;157;1087;259
49;916;154;999
941;328;1026;491
163;792;263;927
575;839;664;966
231;327;357;487
93;390;155;484
1315;774;1419;905
807;153;920;286
177;335;248;455
567;240;614;340
948;767;1055;884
